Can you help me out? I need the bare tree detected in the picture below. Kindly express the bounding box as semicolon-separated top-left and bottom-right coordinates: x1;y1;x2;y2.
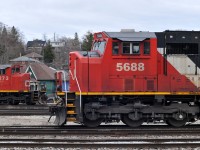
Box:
0;23;24;64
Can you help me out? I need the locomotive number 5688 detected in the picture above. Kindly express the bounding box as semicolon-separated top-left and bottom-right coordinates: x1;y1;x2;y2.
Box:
116;63;144;71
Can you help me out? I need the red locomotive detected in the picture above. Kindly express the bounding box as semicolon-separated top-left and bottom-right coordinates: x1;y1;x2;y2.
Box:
0;64;46;105
52;30;200;127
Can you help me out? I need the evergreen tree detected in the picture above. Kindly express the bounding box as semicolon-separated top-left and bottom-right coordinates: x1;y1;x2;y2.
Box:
1;26;8;44
2;26;7;37
10;26;19;42
0;45;5;55
81;31;93;51
42;40;55;63
0;23;24;63
74;32;79;41
73;32;81;50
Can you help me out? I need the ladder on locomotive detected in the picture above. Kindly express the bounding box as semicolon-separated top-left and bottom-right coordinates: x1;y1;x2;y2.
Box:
66;92;77;122
55;91;77;123
55;71;77;123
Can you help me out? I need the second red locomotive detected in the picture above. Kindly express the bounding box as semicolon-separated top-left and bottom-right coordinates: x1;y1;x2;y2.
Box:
52;30;200;127
0;64;46;105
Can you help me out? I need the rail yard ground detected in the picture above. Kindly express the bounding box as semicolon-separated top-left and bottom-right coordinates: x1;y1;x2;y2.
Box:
0;116;54;126
1;116;200;149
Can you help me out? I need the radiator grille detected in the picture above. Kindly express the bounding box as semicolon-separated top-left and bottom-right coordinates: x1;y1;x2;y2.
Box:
147;80;154;91
124;79;133;91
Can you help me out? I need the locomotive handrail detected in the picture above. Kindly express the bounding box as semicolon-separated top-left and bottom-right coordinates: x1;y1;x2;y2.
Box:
69;59;82;113
56;70;68;105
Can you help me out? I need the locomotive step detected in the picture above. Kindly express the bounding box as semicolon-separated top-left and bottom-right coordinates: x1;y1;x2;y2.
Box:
67;98;75;100
67;110;76;115
67;104;75;107
67;117;76;122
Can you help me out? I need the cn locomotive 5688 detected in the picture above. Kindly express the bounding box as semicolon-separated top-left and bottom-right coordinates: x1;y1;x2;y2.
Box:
0;64;46;105
52;30;200;127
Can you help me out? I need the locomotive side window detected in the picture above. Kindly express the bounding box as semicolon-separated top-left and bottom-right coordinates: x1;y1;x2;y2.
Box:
144;42;150;55
123;42;131;54
123;42;140;54
0;69;5;75
11;67;20;74
112;42;119;55
132;43;140;54
15;67;20;73
11;68;15;74
92;41;106;54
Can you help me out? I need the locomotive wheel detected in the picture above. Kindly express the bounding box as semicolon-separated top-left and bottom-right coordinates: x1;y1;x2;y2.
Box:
167;118;187;127
166;113;187;127
83;117;103;128
122;114;144;127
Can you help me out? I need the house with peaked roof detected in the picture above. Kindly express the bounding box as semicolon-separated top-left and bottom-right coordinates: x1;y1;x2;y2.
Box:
10;56;39;63
24;52;43;61
25;63;56;96
26;40;46;54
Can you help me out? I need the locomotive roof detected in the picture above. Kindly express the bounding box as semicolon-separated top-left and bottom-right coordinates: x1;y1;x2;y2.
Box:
105;31;156;41
0;64;11;69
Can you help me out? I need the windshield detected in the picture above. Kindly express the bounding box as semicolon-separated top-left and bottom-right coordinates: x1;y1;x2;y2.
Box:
92;41;106;54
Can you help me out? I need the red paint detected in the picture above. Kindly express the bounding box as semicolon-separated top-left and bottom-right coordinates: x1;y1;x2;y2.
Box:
69;32;197;93
0;65;30;91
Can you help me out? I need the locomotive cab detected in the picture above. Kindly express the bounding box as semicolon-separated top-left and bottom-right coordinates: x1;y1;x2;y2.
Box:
101;32;158;92
69;31;158;93
11;65;21;74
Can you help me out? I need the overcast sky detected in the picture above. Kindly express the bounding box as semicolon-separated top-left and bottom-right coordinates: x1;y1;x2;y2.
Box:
0;0;200;42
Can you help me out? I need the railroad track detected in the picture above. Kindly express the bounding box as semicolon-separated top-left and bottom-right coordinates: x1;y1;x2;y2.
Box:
1;124;200;135
0;138;200;149
0;125;200;148
0;104;50;115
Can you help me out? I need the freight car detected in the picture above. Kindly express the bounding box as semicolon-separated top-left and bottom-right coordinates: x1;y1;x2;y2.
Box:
50;30;200;127
0;64;47;105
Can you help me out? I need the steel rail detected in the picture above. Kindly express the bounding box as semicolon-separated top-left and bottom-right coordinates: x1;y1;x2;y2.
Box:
1;126;200;136
0;139;200;149
0;126;200;148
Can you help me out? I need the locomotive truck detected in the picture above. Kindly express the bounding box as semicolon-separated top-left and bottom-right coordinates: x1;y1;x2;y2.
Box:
51;30;200;127
0;64;47;105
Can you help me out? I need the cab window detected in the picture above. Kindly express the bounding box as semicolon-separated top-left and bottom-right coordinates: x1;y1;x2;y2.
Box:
11;67;20;74
123;42;131;54
144;42;150;55
92;41;106;54
132;43;140;54
0;69;5;75
112;42;119;55
122;42;140;54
